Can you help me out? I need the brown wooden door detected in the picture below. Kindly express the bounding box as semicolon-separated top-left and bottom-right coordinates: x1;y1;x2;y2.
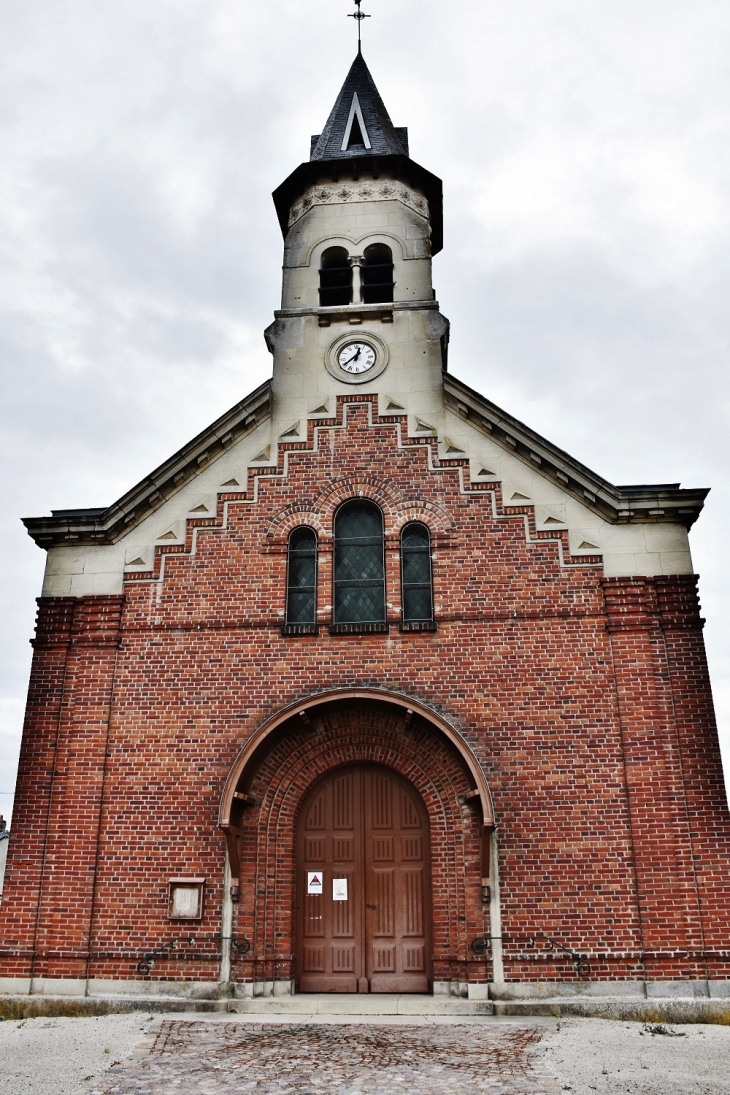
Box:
297;764;432;993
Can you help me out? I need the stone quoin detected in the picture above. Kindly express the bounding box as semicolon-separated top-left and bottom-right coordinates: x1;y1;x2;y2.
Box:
1;50;729;1012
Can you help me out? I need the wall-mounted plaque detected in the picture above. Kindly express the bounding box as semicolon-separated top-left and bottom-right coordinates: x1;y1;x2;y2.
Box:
168;877;205;920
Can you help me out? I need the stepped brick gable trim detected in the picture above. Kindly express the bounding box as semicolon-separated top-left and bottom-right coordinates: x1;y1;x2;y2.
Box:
114;398;603;590
22;383;707;554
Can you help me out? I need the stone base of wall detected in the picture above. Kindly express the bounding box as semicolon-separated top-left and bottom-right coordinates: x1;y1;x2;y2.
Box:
2;977;730;1022
491;980;730;1000
490;980;730;1022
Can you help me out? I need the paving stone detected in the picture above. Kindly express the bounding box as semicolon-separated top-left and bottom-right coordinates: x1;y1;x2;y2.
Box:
96;1021;560;1095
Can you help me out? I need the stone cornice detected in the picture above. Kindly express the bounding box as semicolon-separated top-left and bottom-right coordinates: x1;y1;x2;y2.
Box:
287;179;429;230
444;374;708;528
273;301;439;320
23;381;272;549
272;154;444;255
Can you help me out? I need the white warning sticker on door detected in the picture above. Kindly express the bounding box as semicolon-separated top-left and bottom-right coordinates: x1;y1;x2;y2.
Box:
332;877;348;901
307;872;323;895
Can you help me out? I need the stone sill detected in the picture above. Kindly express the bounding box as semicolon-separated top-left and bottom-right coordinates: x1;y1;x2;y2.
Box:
281;622;437;636
328;622;389;635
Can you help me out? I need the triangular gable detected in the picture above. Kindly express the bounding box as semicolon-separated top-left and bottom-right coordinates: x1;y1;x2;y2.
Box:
22;375;707;550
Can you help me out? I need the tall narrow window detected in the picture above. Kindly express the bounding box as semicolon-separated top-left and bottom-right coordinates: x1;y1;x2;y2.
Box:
285;527;317;630
401;523;434;628
319;246;352;307
361;244;394;304
332;500;386;630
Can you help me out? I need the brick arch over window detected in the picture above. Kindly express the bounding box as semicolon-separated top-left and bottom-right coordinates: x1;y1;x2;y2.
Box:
219;693;494;989
310;477;456;538
264;493;454;545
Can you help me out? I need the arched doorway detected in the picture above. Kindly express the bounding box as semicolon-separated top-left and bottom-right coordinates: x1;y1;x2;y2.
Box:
296;764;432;993
219;690;497;995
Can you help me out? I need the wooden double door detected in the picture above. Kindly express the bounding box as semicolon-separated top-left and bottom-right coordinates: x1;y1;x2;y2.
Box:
296;764;432;993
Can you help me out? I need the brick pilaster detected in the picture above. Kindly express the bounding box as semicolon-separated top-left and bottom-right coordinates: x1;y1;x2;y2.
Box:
655;576;730;977
602;577;709;977
0;596;124;980
0;599;75;976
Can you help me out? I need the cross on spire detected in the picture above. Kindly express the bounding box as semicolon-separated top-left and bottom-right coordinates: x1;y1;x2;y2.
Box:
348;0;371;52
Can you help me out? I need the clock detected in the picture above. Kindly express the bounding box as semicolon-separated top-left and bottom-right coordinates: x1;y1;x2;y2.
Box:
338;341;377;374
325;332;388;383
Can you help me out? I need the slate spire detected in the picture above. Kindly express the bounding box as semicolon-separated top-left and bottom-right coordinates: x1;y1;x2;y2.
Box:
310;53;409;161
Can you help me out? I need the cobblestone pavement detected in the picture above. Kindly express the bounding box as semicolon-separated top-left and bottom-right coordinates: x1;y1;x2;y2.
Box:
95;1021;561;1095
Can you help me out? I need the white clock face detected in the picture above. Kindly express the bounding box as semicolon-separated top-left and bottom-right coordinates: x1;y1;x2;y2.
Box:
338;341;377;374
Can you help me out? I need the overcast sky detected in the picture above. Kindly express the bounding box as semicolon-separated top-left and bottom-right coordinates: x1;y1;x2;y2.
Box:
1;0;729;825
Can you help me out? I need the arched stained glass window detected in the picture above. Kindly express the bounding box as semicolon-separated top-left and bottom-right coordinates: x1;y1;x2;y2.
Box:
286;527;317;628
333;500;386;628
401;523;434;626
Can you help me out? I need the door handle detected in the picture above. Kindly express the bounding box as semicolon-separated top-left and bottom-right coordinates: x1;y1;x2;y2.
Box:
366;903;377;909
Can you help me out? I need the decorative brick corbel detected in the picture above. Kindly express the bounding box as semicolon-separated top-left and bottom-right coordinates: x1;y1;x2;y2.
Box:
654;575;704;631
601;577;660;633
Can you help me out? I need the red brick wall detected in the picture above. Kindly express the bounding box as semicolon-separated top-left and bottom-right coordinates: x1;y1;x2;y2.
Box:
2;396;728;985
1;596;123;979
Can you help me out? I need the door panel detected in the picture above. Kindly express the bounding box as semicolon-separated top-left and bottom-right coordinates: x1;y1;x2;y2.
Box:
373;869;395;935
364;769;431;993
298;769;360;992
297;765;432;993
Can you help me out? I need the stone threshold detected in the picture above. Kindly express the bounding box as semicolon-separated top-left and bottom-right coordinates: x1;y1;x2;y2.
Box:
227;994;492;1016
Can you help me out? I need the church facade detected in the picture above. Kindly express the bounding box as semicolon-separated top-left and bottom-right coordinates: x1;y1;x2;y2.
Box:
2;54;729;1009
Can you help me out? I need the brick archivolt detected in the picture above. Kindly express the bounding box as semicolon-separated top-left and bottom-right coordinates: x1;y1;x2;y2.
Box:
264;477;455;544
263;508;327;542
236;704;484;981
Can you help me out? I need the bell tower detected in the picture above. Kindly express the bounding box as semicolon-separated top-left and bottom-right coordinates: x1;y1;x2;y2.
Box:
266;52;449;440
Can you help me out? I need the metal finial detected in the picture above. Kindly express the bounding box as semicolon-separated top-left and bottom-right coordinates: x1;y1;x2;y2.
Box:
348;0;371;52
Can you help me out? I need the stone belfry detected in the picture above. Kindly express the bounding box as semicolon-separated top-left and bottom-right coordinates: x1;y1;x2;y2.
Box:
267;51;449;443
